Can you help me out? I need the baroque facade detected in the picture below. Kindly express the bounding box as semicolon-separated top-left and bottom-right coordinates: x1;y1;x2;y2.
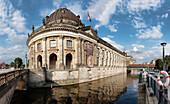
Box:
27;8;127;85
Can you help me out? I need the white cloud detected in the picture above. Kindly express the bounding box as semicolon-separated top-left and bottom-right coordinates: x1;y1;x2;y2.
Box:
5;27;27;44
88;0;122;28
108;24;117;32
127;43;170;63
0;45;28;64
133;19;147;29
161;13;168;18
0;0;29;63
102;37;124;50
0;0;29;34
40;9;55;17
53;0;62;7
136;25;163;39
107;35;114;38
66;2;86;20
132;44;145;48
127;46;162;63
133;47;138;51
40;0;62;17
127;0;164;13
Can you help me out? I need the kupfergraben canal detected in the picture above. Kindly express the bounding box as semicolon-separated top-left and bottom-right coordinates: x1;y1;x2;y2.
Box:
11;73;139;104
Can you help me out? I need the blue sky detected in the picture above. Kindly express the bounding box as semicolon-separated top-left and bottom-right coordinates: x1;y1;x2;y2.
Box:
0;0;170;64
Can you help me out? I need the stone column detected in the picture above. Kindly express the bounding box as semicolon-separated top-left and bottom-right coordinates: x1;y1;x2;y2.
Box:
34;42;36;69
81;40;84;65
58;35;64;69
93;44;96;66
29;48;31;69
47;53;49;70
77;38;81;65
25;53;27;69
73;38;78;69
42;37;47;68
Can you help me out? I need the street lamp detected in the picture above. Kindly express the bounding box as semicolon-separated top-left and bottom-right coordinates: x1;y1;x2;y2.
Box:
161;42;167;71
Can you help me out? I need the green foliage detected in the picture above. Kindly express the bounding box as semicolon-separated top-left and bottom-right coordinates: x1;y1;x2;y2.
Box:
27;60;29;67
10;62;15;67
165;55;170;71
14;57;23;68
155;59;163;70
6;64;9;69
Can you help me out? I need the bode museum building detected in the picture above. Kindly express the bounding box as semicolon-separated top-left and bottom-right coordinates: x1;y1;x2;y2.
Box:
27;8;127;86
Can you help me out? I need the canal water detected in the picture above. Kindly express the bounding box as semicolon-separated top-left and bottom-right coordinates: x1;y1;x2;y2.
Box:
11;74;139;104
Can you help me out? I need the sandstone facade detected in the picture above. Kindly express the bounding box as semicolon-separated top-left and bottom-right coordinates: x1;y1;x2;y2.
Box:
27;8;127;86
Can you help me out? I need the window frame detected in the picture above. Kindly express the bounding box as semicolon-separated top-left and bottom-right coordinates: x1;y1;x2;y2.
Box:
67;40;72;47
37;43;41;50
50;40;56;47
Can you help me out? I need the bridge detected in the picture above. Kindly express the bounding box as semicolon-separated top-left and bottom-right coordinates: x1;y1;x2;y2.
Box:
127;64;155;74
0;69;28;104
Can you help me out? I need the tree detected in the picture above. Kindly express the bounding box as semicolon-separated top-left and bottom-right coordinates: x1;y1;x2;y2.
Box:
10;62;15;67
27;60;29;68
6;64;9;69
165;55;170;71
155;59;163;70
14;57;23;68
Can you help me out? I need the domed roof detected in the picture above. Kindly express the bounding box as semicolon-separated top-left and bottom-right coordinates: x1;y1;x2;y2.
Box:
46;8;80;24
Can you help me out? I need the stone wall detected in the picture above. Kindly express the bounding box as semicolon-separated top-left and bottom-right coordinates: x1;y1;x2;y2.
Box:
0;77;21;104
28;70;46;88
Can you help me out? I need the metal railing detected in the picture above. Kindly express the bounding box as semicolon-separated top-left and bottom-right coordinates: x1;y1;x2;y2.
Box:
147;74;170;104
0;69;28;87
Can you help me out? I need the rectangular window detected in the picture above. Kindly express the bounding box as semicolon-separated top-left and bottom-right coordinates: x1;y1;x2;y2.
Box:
102;50;104;55
97;57;99;66
97;48;99;55
67;40;72;47
31;47;33;52
50;40;56;47
37;43;41;49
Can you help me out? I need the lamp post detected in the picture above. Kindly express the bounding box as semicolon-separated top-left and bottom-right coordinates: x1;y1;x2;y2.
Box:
161;42;167;71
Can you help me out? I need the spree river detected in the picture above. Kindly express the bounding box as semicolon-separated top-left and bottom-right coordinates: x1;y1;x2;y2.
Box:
11;74;139;104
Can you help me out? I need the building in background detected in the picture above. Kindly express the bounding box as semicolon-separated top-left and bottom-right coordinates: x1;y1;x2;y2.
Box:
27;8;127;86
126;56;136;65
0;62;6;69
150;58;163;64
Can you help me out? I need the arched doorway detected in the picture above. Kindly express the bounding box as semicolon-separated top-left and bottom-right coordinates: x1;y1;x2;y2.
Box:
37;55;42;69
66;53;72;69
50;53;57;69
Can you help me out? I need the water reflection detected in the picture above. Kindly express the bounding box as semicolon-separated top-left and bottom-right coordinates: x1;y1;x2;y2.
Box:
11;74;139;104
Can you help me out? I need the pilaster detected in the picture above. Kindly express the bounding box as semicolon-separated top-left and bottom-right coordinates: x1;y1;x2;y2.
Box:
81;40;84;65
42;37;47;68
58;35;64;69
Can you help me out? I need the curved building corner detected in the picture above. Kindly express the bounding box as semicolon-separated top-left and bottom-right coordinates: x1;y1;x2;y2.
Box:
26;8;127;86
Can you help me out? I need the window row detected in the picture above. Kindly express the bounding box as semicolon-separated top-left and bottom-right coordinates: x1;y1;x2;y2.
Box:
36;40;72;50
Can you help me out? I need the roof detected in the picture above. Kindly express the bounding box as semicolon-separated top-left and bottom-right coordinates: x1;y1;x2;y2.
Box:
153;58;162;61
46;8;80;24
1;62;6;65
